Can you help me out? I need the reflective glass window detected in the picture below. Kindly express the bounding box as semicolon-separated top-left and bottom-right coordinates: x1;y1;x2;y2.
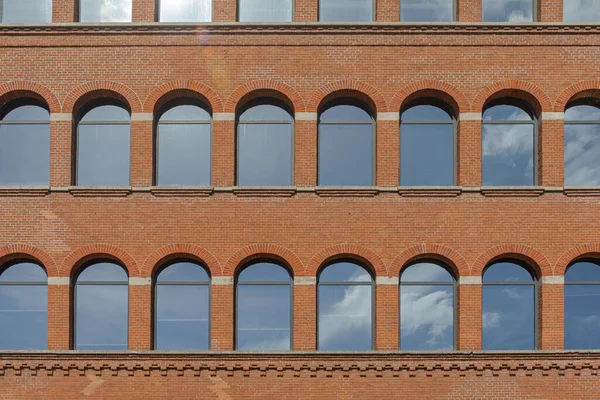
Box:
319;0;373;21
159;0;212;22
564;0;600;22
2;0;52;22
565;261;600;349
482;0;534;22
400;0;454;21
80;0;132;22
564;101;600;187
238;0;293;22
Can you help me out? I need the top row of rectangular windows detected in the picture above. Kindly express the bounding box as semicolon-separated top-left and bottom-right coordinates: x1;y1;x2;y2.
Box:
2;0;600;24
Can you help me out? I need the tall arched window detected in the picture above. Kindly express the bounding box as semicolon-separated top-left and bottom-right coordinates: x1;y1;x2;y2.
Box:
76;101;131;186
482;100;536;186
482;0;534;22
400;261;455;350
80;0;132;22
0;262;47;350
565;260;600;349
74;261;128;350
564;100;600;187
400;0;454;21
564;0;600;22
400;101;456;186
237;100;294;186
238;0;293;21
155;261;210;350
156;100;212;186
318;100;375;186
159;0;212;22
236;261;292;350
318;260;373;350
2;0;51;22
0;100;50;186
319;0;374;21
482;260;536;350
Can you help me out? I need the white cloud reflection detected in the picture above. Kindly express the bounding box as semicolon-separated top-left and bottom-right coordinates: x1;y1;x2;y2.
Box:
564;0;600;22
482;0;533;22
401;288;453;348
483;312;501;328
565;124;600;186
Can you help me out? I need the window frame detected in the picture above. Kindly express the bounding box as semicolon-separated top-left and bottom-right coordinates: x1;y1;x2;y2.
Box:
316;259;375;351
481;258;538;350
155;0;213;22
399;0;456;22
234;260;294;350
236;98;295;187
236;0;294;22
481;0;537;23
564;259;600;349
78;0;133;22
398;259;457;350
564;99;600;188
318;0;376;22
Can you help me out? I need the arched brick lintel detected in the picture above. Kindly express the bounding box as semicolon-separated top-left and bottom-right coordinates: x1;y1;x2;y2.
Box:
0;81;61;114
389;244;469;278
143;80;224;114
471;244;551;278
225;80;305;114
307;80;387;114
223;244;304;277
60;244;139;278
307;244;386;277
471;80;553;116
62;81;143;115
555;243;600;275
141;244;221;278
390;80;469;116
0;244;59;277
554;80;600;112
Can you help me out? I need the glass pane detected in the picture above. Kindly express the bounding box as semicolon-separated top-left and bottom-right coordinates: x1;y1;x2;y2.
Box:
319;123;373;186
401;262;453;283
320;261;371;283
239;104;292;122
159;0;211;22
565;124;600;186
482;284;535;350
0;123;50;185
483;104;533;121
482;0;533;22
238;262;290;282
237;123;293;186
319;0;373;21
0;262;47;282
482;123;534;186
2;105;49;122
77;262;128;283
0;285;47;350
565;104;600;122
402;105;452;121
81;105;130;122
155;285;209;350
320;105;372;122
483;261;534;282
80;0;132;22
565;284;600;349
564;0;600;22
566;261;600;282
239;0;293;22
75;284;128;350
77;124;130;186
237;285;291;350
401;123;454;186
400;285;454;350
157;123;211;186
401;0;454;21
159;104;211;122
156;262;209;283
2;0;52;23
318;285;372;350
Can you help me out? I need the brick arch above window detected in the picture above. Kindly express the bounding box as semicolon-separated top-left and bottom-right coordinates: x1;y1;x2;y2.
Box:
472;244;550;279
144;80;223;114
308;80;387;114
0;81;60;114
223;243;303;277
141;244;221;278
556;243;600;276
225;80;304;114
391;80;469;116
60;244;139;278
390;244;468;278
555;80;600;112
0;244;58;277
307;244;386;278
62;81;142;115
471;80;552;116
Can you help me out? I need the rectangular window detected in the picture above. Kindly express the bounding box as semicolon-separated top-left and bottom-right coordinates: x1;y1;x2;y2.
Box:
564;0;600;22
2;0;52;23
400;0;454;22
79;0;132;22
319;0;373;22
159;0;212;22
482;0;534;22
238;0;293;22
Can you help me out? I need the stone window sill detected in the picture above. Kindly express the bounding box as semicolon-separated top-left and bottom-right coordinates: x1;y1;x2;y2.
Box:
69;186;132;197
232;187;297;197
315;187;379;197
0;186;50;197
563;187;600;197
398;187;462;197
150;186;214;197
480;187;545;197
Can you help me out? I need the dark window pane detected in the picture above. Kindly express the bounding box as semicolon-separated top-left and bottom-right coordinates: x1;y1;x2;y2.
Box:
482;285;535;350
77;124;130;186
159;0;211;22
401;0;454;22
75;284;128;350
237;285;291;350
320;262;371;283
239;0;293;22
159;105;211;122
319;0;373;21
77;262;128;282
0;262;47;282
156;262;210;283
483;104;533;121
319;123;373;186
402;105;452;121
239;104;292;122
400;285;453;350
318;285;372;350
2;0;52;22
482;123;534;186
565;124;600;186
237;123;293;186
81;105;130;122
483;262;534;282
401;123;454;186
80;0;132;22
3;105;49;122
238;262;290;282
0;285;47;350
156;284;209;350
482;0;533;22
566;261;600;282
320;105;372;122
564;0;600;22
565;284;600;349
565;104;600;122
157;123;211;186
401;262;453;282
0;123;50;185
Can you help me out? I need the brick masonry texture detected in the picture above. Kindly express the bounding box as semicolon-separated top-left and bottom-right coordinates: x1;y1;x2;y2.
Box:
1;0;600;397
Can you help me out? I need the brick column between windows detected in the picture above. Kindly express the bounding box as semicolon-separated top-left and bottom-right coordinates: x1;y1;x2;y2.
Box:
457;0;482;22
377;0;400;22
50;119;73;187
133;0;156;22
457;118;481;187
293;279;316;350
379;118;399;187
213;0;237;22
52;0;76;22
539;278;564;350
130;119;154;187
539;0;563;22
212;119;235;187
376;280;399;350
295;118;317;187
295;0;318;22
211;280;234;350
457;278;482;350
48;282;70;350
539;118;564;187
129;281;152;350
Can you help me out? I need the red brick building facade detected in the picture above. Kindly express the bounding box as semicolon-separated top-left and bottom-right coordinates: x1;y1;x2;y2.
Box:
1;0;600;398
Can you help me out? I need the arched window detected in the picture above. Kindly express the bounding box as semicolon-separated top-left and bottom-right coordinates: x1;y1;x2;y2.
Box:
74;261;128;350
565;260;600;349
159;0;212;22
155;261;210;350
0;100;50;186
2;0;51;22
319;0;374;21
400;261;455;350
318;100;375;186
400;0;454;21
564;0;600;22
237;100;294;186
400;100;456;186
238;0;293;21
564;99;600;187
76;101;131;186
318;260;373;350
482;260;536;350
236;261;292;350
482;100;536;186
482;0;534;22
80;0;132;22
156;100;212;186
0;262;47;350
